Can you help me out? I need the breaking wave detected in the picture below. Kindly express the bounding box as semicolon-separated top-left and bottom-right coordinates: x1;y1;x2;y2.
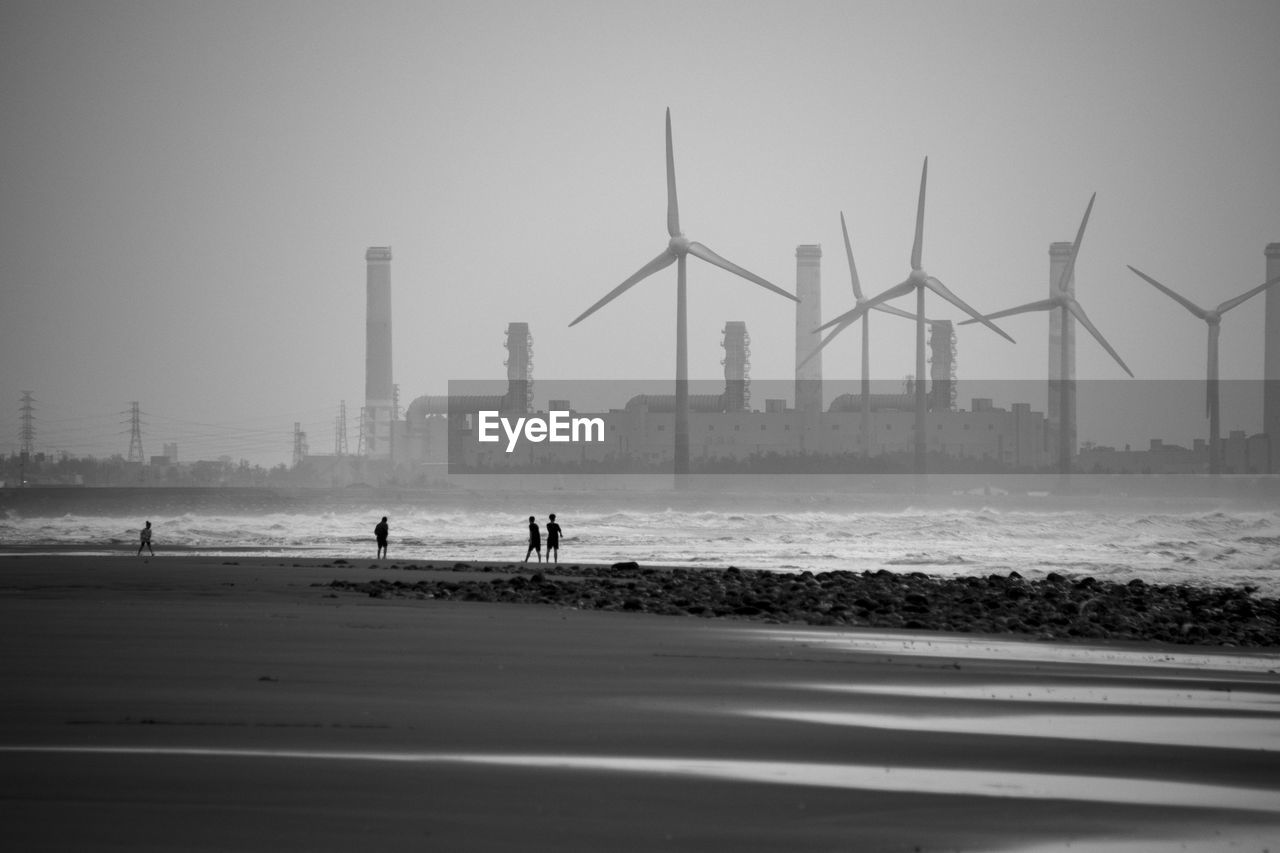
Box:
1;496;1277;595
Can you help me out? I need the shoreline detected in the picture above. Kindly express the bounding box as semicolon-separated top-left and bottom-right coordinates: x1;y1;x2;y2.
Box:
1;553;1278;850
15;551;1271;650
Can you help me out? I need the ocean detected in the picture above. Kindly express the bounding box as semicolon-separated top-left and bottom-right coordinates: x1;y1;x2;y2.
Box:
3;485;1278;596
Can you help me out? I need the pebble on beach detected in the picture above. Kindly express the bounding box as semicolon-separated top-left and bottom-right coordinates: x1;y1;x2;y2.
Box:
328;564;1280;648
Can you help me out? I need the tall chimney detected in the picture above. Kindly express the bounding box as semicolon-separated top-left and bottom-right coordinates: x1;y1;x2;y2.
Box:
504;322;532;414
722;321;750;412
365;246;393;457
795;244;823;413
1265;243;1280;471
928;320;955;411
1048;241;1076;458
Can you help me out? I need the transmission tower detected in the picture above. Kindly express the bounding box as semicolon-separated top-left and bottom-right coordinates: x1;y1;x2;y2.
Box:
126;402;144;463
19;391;35;458
335;401;349;456
357;406;369;456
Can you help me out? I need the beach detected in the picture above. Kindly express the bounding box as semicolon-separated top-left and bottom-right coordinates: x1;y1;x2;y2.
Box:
1;554;1278;852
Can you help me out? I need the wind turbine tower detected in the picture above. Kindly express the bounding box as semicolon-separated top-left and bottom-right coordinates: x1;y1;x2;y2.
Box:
1126;257;1280;476
811;159;1015;480
795;245;823;414
570;109;798;483
963;194;1132;479
1048;242;1077;461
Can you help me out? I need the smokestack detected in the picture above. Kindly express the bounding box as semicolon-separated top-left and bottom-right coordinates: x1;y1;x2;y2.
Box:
365;246;393;457
1265;243;1280;471
504;322;532;414
721;321;750;412
1048;241;1076;457
795;244;822;413
928;320;955;411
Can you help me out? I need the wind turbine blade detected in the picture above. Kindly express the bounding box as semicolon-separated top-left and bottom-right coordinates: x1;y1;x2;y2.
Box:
1215;272;1280;315
1126;265;1208;319
687;241;798;303
1066;299;1133;378
817;278;915;331
910;157;927;271
799;318;853;369
873;303;923;322
840;211;864;301
665;108;680;238
1055;193;1095;293
925;276;1015;344
957;299;1058;325
568;249;677;327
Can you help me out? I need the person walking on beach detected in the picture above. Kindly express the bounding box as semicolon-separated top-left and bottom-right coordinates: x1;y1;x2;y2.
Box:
545;513;562;565
137;521;154;557
524;515;542;563
374;516;389;560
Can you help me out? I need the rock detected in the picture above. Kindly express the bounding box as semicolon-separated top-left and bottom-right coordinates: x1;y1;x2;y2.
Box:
612;561;640;571
322;560;1279;648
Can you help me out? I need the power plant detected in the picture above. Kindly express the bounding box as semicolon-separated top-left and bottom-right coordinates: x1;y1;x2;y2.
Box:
335;232;1280;482
311;115;1280;484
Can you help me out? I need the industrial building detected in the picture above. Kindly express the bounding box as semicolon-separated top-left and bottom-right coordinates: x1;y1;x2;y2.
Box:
304;241;1280;483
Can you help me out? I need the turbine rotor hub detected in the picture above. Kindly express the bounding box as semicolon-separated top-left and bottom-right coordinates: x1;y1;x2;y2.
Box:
668;235;690;255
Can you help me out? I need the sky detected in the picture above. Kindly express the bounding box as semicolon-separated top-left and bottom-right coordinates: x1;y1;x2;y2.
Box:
2;0;1278;465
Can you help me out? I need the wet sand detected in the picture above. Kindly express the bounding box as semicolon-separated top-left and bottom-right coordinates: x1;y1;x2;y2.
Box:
1;555;1278;852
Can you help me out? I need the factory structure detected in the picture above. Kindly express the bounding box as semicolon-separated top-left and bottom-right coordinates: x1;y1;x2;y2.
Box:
325;241;1280;480
346;246;1066;479
296;241;1280;482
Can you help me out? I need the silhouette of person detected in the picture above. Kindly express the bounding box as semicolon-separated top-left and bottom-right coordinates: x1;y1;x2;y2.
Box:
137;521;154;557
545;513;562;565
374;516;389;560
524;515;542;563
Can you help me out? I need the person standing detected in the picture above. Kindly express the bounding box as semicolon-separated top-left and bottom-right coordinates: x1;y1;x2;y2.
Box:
374;516;389;560
524;515;542;563
137;521;154;557
545;513;562;565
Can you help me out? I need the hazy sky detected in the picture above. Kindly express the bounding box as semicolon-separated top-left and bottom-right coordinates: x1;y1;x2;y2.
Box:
2;0;1278;464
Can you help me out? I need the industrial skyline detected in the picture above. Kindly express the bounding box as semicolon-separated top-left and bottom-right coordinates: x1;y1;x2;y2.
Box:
2;1;1278;466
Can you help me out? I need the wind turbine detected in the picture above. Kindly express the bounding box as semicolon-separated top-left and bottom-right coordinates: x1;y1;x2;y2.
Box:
828;211;931;456
961;193;1132;476
1126;265;1280;475
569;108;798;481
807;158;1016;477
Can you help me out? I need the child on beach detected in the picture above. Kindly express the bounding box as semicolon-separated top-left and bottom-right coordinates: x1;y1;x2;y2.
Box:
374;516;389;560
524;516;542;563
545;513;562;565
137;521;153;556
